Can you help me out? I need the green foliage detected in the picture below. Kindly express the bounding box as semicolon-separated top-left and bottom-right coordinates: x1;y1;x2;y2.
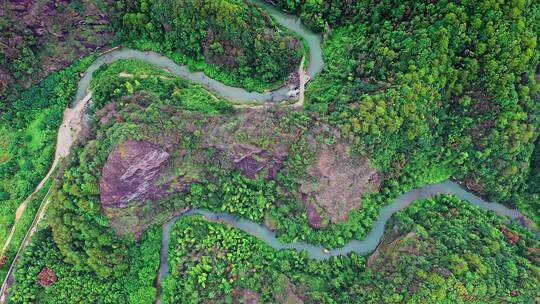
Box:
0;179;52;283
8;229;127;304
116;0;304;91
0;55;95;251
271;0;359;31
91;59;234;115
162;195;539;303
350;195;540;303
125;227;161;304
8;226;161;303
192;172;276;221
162;214;315;303
305;0;540;221
5;2;540;303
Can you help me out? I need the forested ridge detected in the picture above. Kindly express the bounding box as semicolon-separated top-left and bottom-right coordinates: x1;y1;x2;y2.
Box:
0;0;115;105
0;56;95;277
1;0;539;303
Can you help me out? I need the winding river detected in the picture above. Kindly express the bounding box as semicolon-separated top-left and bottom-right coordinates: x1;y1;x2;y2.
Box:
0;1;532;304
74;0;323;105
155;181;527;302
8;1;529;304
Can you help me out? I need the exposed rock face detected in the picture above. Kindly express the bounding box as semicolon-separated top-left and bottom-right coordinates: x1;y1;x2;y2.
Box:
100;140;170;208
303;197;324;229
300;144;381;228
200;109;295;180
285;71;300;89
230;144;285;179
367;231;418;269
516;215;535;231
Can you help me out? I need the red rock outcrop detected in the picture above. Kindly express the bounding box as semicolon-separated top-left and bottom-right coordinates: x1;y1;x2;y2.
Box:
100;140;170;208
303;196;324;229
300;144;380;228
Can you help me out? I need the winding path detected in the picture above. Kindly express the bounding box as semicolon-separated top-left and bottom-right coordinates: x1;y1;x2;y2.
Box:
0;94;92;303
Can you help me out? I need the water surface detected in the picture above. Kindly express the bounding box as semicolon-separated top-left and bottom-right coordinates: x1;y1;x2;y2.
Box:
73;0;323;106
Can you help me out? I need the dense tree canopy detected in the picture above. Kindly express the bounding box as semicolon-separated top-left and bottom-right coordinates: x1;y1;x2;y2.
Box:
306;0;540;221
118;0;304;91
2;0;540;303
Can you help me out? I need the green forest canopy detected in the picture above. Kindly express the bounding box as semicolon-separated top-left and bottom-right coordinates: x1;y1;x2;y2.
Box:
1;0;539;303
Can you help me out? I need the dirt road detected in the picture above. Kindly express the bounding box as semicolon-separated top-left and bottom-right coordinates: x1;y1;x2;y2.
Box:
0;93;91;303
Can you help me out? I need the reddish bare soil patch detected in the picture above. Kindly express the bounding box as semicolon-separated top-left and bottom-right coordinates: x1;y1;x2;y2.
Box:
37;267;57;287
303;198;324;229
462;177;485;195
300;144;381;228
230;143;286;179
499;225;520;245
232;287;260;304
201;109;297;180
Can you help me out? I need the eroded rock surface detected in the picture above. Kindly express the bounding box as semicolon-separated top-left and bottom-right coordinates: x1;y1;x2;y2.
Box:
303;198;324;229
100;140;170;208
201;110;294;180
300;144;381;228
231;144;285;179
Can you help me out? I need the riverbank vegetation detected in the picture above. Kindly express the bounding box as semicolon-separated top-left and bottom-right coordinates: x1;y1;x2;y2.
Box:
116;0;304;92
163;195;539;303
10;194;538;303
2;0;540;302
0;56;95;274
305;0;540;223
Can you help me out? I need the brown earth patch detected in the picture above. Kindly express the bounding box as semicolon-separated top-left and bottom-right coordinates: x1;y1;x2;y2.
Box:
303;197;324;229
300;143;381;228
232;287;260;304
37;267;57;287
230;143;286;179
201;109;297;180
462;177;485;194
273;275;305;304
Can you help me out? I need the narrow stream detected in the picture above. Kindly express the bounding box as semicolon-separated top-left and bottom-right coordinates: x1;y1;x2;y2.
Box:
155;180;527;304
74;0;323;106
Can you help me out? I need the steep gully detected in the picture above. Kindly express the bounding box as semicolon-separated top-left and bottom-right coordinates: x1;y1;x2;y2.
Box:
0;0;532;303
